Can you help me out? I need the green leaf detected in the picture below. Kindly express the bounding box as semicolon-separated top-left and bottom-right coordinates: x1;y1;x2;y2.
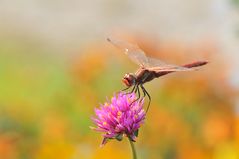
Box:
134;129;139;137
115;134;123;141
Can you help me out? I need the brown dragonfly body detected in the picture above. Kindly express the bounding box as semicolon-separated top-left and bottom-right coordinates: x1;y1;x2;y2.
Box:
132;60;208;85
107;38;208;112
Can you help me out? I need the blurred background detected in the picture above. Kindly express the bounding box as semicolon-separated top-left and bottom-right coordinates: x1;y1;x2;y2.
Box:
0;0;239;159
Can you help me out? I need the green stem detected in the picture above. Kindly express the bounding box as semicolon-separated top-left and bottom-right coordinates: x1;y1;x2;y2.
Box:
128;137;137;159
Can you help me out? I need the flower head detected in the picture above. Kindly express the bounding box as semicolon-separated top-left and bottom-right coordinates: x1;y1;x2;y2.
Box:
91;92;146;146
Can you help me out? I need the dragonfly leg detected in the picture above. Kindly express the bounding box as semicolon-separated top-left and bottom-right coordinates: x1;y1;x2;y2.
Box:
124;84;136;96
129;84;141;106
120;86;131;92
136;85;141;100
140;85;151;113
130;84;136;94
140;86;146;103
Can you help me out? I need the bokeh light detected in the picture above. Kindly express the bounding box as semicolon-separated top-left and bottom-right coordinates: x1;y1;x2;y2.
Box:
0;1;239;159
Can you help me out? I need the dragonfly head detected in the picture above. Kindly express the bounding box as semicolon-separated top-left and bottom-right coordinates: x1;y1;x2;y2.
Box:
122;73;136;87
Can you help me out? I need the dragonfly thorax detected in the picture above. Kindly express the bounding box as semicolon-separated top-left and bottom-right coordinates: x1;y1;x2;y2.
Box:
122;73;136;87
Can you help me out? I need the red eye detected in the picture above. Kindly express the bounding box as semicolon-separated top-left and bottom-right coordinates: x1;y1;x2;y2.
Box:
122;78;131;87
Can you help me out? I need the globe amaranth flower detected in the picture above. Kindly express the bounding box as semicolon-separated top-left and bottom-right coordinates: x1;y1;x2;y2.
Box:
91;92;146;146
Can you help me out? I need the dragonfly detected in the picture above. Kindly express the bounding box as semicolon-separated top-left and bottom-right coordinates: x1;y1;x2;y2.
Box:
107;38;208;112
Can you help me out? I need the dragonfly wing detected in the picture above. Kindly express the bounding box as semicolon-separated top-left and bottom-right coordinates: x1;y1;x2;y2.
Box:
107;38;148;67
148;66;194;73
146;57;194;72
108;38;194;72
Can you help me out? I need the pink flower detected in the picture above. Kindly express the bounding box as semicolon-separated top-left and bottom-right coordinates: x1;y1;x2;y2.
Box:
91;92;146;146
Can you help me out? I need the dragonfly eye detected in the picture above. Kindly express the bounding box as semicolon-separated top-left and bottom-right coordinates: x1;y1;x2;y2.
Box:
122;73;135;87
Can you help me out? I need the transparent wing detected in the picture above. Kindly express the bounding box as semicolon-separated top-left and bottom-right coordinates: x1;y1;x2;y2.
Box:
107;38;148;67
146;57;194;72
107;37;194;72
